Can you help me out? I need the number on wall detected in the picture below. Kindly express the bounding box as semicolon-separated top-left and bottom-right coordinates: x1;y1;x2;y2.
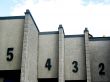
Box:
72;61;78;73
45;58;52;71
7;48;14;61
99;63;105;75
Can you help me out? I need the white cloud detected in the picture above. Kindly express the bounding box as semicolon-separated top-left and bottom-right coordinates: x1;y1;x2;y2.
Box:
11;0;110;36
82;0;110;5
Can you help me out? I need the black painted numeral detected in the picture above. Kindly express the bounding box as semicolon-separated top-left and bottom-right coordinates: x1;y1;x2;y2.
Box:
99;63;105;75
72;61;78;73
45;58;52;71
7;48;14;61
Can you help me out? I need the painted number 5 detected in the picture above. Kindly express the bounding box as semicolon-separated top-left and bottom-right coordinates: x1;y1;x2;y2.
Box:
7;48;14;61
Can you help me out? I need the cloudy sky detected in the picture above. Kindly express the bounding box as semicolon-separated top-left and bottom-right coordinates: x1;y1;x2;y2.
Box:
1;0;110;36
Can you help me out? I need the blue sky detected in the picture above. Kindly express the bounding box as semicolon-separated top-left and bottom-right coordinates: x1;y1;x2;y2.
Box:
0;0;13;16
1;0;110;36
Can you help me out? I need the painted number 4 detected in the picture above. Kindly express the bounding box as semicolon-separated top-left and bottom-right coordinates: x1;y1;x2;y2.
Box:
45;58;52;71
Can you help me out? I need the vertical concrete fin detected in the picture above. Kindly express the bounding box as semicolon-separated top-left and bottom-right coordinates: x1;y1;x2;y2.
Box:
58;24;65;82
84;28;91;82
20;9;39;82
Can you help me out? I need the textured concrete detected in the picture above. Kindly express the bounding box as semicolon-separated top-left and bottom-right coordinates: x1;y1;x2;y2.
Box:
64;36;86;80
0;78;3;82
20;10;39;82
58;25;65;82
90;41;110;82
84;28;91;82
38;33;59;78
0;19;24;70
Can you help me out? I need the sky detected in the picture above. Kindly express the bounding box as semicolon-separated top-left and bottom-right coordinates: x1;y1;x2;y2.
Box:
1;0;110;37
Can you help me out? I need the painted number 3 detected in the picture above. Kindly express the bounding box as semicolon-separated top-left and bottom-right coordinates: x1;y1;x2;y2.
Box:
72;61;78;73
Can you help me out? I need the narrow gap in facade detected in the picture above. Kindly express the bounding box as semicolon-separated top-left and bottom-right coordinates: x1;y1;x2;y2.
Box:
38;78;58;82
0;70;21;82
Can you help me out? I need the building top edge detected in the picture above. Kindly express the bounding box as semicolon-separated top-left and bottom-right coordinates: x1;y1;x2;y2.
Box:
64;34;84;38
0;16;25;20
89;37;110;41
39;31;59;35
25;9;40;32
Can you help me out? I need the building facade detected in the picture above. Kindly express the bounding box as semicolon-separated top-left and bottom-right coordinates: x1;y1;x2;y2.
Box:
0;10;110;82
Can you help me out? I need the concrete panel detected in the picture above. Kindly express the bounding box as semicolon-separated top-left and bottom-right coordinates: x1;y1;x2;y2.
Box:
58;26;65;82
89;41;110;82
84;30;91;82
65;37;86;80
38;33;59;78
0;78;3;82
0;19;24;70
20;10;39;82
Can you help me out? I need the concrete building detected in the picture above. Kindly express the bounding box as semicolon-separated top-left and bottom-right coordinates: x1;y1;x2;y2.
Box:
0;10;110;82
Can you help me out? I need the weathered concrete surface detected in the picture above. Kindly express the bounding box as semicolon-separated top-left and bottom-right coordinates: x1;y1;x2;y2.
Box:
0;78;3;82
20;10;39;82
58;25;65;82
65;36;86;80
84;28;91;82
0;19;24;70
38;32;59;78
90;40;110;82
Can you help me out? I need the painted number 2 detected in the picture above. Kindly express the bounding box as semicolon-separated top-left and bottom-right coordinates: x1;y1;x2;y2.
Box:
72;61;78;73
99;63;105;75
45;58;52;71
7;48;14;61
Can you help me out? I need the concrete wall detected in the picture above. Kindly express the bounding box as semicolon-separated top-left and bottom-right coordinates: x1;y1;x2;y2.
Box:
64;36;86;80
0;19;24;70
38;32;59;78
0;78;3;82
58;26;65;82
89;40;110;82
20;10;39;82
1;12;110;82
